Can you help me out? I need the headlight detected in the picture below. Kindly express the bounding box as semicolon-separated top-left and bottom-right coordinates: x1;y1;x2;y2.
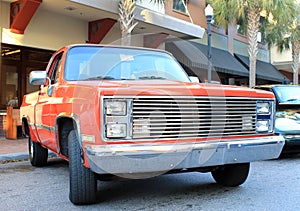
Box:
256;120;269;132
106;123;127;138
257;102;271;114
106;100;127;116
103;98;132;141
256;100;274;133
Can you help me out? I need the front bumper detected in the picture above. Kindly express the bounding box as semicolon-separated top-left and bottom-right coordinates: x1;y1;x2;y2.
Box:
281;135;300;153
282;135;300;146
85;136;284;175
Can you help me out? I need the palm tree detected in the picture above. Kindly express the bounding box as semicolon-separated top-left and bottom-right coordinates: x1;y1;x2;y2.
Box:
266;2;300;84
118;0;138;45
118;0;166;45
210;0;295;87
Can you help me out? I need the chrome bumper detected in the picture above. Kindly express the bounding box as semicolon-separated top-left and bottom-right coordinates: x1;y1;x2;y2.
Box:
85;136;284;175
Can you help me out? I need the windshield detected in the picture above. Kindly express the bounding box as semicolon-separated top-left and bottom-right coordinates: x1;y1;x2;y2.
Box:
273;86;300;103
64;46;190;82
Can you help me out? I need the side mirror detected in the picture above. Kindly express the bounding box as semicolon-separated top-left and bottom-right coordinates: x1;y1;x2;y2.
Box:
29;71;47;85
189;76;200;83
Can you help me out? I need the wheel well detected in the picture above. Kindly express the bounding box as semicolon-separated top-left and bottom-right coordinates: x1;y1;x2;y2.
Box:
57;117;76;158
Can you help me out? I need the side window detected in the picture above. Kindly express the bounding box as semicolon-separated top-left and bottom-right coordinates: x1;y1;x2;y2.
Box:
53;59;62;84
173;0;188;14
236;17;246;36
49;53;63;84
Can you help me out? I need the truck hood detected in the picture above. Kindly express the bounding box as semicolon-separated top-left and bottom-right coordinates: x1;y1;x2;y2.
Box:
275;110;300;134
69;80;274;98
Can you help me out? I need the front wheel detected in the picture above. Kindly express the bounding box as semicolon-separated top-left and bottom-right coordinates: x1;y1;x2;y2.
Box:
211;163;250;187
68;130;97;205
28;135;48;167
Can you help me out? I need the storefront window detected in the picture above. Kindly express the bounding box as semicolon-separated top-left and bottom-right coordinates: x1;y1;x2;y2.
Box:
6;71;18;107
1;45;20;109
0;44;53;110
26;67;40;94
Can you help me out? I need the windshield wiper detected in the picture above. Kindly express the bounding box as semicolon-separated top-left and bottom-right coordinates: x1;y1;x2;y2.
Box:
284;98;300;102
83;76;115;80
138;76;166;80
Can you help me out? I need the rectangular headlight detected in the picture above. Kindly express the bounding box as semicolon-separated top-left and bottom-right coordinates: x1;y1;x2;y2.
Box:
256;120;269;132
257;102;271;114
106;123;127;138
106;100;127;116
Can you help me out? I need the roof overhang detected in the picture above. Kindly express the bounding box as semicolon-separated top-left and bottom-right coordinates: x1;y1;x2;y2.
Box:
10;0;42;34
70;0;205;39
272;61;293;71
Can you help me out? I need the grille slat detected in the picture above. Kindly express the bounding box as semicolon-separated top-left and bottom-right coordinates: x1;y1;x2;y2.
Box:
132;97;259;139
133;124;255;131
133;111;254;115
132;130;257;139
133;122;255;127
133;106;255;110
133;119;256;125
133;103;256;107
133;114;256;119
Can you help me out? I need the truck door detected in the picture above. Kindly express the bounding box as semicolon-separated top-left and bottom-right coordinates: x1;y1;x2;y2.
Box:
35;52;63;151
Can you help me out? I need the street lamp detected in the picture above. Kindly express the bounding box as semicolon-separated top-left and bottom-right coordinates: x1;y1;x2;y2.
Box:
205;4;213;83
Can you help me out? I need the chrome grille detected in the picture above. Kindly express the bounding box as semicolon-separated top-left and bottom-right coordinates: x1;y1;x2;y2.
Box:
132;97;258;139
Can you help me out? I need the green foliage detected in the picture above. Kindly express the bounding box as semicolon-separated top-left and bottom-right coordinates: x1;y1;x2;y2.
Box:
210;0;296;32
209;0;297;87
151;0;166;3
265;1;299;52
135;0;166;3
209;0;239;28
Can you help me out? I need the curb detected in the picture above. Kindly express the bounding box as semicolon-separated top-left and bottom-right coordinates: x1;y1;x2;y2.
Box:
0;152;29;162
0;151;56;162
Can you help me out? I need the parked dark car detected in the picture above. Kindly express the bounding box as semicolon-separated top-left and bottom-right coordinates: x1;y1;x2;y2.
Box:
256;85;300;154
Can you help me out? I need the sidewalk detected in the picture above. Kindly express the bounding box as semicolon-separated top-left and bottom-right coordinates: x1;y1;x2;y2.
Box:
0;138;28;162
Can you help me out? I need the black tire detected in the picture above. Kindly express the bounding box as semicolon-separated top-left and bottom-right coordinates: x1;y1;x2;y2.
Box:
68;130;97;205
211;163;250;187
28;135;48;167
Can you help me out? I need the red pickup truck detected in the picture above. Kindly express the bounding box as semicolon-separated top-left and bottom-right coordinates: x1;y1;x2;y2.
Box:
20;44;284;205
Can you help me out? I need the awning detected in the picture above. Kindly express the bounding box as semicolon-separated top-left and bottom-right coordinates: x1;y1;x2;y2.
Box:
166;41;249;77
235;54;288;83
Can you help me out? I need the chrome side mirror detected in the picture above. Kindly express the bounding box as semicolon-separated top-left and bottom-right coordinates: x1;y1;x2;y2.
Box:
29;71;47;85
189;76;200;83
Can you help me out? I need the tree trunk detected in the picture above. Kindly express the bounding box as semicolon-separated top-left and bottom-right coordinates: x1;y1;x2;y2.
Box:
292;41;300;85
247;7;260;88
118;0;138;46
